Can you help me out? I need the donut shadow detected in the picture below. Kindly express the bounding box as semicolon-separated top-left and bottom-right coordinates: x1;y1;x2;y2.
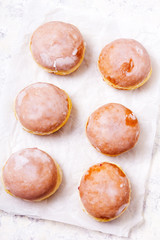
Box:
46;165;66;204
113;143;140;162
59;101;79;135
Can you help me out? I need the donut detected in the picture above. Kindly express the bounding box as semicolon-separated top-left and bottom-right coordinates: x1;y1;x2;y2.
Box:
98;39;152;90
86;103;140;156
79;162;131;221
2;148;62;201
30;21;85;75
15;82;72;135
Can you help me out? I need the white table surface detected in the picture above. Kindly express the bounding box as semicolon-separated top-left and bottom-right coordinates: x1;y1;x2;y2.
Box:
0;0;160;239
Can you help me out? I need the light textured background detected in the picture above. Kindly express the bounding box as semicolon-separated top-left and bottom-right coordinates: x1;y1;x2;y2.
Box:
0;0;160;239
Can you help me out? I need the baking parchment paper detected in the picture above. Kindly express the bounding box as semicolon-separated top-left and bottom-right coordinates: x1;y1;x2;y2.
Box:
0;0;160;237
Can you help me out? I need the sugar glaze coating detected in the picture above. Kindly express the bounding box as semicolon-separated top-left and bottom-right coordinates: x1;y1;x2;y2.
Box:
30;21;85;74
79;162;130;221
2;148;61;201
15;82;71;135
98;39;151;89
86;103;140;156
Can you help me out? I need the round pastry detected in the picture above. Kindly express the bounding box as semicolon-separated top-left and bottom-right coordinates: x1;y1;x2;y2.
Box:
15;82;72;135
86;103;140;156
2;148;62;201
98;39;152;90
30;21;85;75
78;162;131;222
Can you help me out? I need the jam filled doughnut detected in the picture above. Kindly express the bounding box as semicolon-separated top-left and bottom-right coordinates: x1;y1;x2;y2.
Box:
2;148;62;201
98;39;152;90
86;103;140;156
30;21;85;75
79;162;131;222
15;82;72;135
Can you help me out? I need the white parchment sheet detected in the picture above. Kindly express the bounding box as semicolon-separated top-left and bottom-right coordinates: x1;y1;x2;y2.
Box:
0;0;160;237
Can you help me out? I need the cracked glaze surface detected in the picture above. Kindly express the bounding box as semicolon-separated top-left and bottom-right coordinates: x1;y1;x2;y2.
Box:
30;21;84;73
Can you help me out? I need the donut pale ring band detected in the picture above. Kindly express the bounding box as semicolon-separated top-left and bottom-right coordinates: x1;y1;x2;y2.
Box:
30;21;85;75
98;39;152;90
79;162;131;222
86;103;140;156
2;148;62;201
15;82;72;135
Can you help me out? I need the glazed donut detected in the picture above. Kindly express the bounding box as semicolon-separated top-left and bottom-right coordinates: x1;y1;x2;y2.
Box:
86;103;140;156
15;82;72;135
30;21;85;75
78;162;131;221
2;148;62;201
98;39;152;90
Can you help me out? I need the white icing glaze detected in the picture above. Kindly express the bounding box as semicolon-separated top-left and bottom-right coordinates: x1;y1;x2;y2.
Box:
23;164;38;182
13;148;51;173
127;113;137;120
95;146;100;152
135;46;144;56
105;184;118;200
116;203;128;216
14;153;29;170
55;56;77;69
53;60;57;69
72;48;77;56
73;34;78;40
31;149;51;163
40;53;52;67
